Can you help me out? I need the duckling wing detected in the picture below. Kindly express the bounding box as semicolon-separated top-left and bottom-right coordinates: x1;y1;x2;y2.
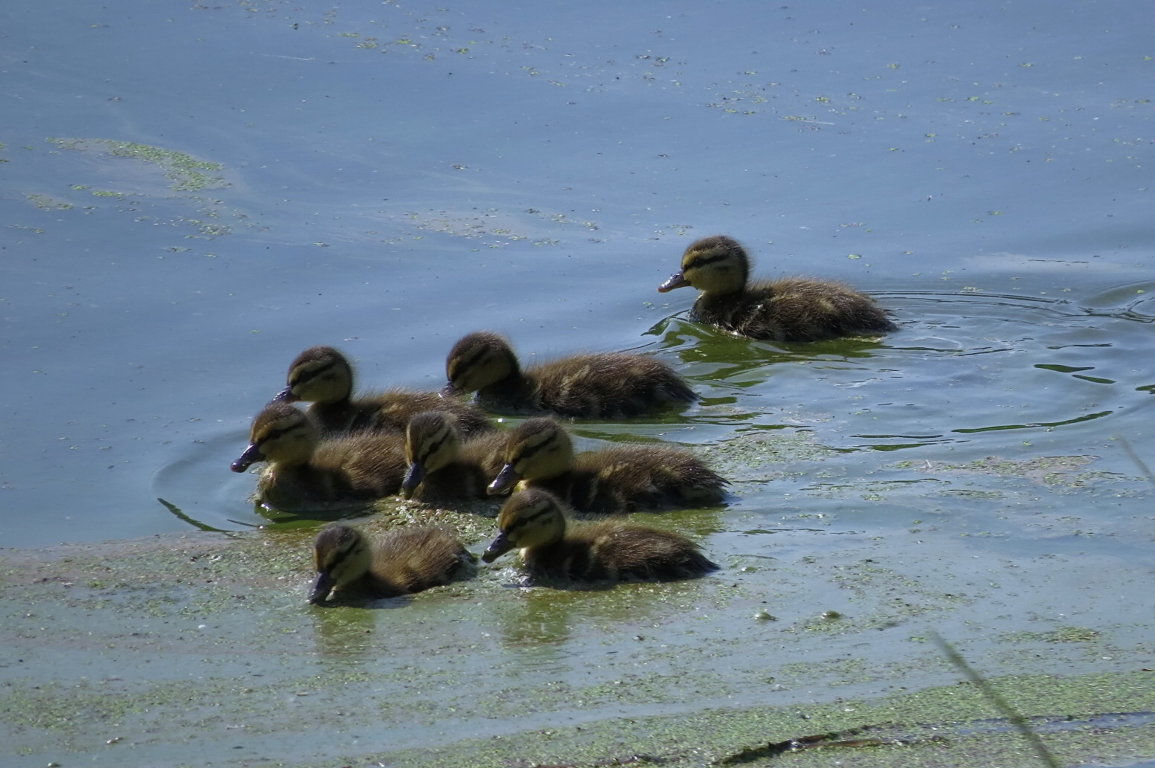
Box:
369;389;496;436
312;433;408;499
373;526;477;594
548;521;716;582
532;354;695;419
583;446;727;511
697;278;894;342
599;523;718;580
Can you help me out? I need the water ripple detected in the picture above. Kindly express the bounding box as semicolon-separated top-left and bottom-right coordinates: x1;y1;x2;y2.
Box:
649;287;1155;452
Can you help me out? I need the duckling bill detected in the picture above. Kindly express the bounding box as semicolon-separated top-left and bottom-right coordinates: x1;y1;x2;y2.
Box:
659;235;896;342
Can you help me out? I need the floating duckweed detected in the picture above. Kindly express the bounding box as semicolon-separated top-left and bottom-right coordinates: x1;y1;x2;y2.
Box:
24;193;73;210
48;137;228;192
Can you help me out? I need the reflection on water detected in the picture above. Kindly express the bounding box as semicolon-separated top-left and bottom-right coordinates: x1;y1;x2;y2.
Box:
309;598;402;661
1081;281;1155;322
494;585;582;649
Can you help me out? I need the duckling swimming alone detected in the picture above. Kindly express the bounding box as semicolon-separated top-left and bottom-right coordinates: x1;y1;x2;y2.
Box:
274;345;494;436
658;235;896;342
482;488;718;582
231;402;406;511
401;410;509;502
443;331;696;419
486;417;728;514
309;523;476;603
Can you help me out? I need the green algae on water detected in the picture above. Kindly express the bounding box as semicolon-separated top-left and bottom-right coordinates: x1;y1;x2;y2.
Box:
47;138;228;192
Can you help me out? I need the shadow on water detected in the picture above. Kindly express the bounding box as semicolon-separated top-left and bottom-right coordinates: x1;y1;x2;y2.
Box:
155;497;236;534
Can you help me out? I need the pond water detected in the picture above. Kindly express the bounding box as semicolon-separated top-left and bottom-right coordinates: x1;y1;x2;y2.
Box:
1;1;1153;766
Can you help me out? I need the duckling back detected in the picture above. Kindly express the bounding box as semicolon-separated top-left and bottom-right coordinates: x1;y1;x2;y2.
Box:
488;417;727;514
701;276;896;342
532;352;696;419
659;235;896;342
445;331;695;419
310;523;476;603
577;443;728;511
483;489;718;582
276;345;494;436
294;431;408;503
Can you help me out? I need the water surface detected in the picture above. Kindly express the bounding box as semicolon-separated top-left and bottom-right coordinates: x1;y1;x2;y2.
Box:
1;1;1152;765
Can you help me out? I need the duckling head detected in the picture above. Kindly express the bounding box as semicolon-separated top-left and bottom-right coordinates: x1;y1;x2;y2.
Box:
309;523;372;603
401;411;463;498
482;488;567;563
657;235;749;296
272;346;354;405
442;331;520;396
230;402;319;472
486;417;574;495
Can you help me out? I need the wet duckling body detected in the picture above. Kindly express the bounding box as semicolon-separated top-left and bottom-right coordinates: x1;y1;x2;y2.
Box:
443;331;696;419
231;402;406;511
309;523;476;603
487;417;727;514
658;235;896;342
401;411;509;502
274;345;494;436
482;489;718;582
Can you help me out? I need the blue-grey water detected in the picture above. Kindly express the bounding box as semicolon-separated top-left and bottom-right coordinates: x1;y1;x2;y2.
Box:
1;1;1152;766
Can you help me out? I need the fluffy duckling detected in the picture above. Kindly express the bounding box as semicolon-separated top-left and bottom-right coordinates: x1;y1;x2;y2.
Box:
401;411;509;502
658;235;896;342
482;489;718;582
442;331;696;419
486;417;727;514
231;402;406;511
309;523;476;603
274;345;494;436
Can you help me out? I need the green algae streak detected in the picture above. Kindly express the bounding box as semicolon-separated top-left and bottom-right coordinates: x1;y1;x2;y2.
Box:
2;523;1151;768
48;137;228;192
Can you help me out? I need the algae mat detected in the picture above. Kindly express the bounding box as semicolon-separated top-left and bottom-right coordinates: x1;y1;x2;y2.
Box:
1;512;1152;768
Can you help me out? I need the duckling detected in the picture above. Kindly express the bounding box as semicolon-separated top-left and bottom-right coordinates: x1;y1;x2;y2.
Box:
274;345;494;436
482;488;718;582
230;402;406;511
309;523;476;603
486;417;727;514
401;411;509;502
658;235;896;342
442;331;696;419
